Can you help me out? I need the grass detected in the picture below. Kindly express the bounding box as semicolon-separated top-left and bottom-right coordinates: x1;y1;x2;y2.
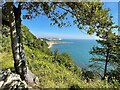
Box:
1;24;119;88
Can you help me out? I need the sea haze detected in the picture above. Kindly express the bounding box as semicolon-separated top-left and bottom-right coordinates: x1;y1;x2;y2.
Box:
51;39;97;69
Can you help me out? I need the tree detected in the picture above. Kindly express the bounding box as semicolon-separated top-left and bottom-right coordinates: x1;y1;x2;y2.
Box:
89;29;119;79
81;69;94;82
107;35;120;82
88;8;119;79
2;1;113;84
2;2;38;84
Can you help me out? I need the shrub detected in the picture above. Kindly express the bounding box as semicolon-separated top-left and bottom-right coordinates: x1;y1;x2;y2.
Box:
81;69;94;82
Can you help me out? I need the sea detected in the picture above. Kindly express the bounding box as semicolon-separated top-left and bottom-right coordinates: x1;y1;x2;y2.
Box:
51;39;98;69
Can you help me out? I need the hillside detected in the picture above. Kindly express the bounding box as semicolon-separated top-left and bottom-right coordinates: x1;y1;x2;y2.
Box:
0;24;118;88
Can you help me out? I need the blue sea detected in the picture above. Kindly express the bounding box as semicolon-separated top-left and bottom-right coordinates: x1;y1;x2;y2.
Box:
51;39;98;69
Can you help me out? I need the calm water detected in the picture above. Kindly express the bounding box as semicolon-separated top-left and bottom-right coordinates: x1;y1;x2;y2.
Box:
51;39;97;69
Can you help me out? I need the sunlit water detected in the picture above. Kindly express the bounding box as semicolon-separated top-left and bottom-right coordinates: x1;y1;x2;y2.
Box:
51;39;97;69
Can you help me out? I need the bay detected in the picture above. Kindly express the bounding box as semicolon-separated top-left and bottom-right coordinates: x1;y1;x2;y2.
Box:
51;39;97;69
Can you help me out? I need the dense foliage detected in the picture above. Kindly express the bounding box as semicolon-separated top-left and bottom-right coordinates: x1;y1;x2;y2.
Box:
89;27;120;83
3;2;116;36
1;25;120;88
2;2;120;88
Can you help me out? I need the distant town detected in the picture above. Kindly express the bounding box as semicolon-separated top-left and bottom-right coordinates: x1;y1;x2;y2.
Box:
46;38;62;41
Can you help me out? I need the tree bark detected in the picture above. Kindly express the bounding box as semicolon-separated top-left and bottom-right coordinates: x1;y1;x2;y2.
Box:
6;3;39;85
103;48;109;79
7;2;27;80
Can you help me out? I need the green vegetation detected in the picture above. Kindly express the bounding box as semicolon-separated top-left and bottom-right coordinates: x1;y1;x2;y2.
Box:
89;15;120;83
1;0;119;87
89;34;119;78
1;25;120;88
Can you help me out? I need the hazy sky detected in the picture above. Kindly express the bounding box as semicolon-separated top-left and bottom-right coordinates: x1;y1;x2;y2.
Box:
22;2;118;39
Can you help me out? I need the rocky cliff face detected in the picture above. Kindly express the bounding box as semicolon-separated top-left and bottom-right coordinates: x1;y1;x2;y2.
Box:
0;69;29;90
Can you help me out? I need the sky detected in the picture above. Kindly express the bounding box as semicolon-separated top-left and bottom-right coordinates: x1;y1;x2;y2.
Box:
22;2;118;39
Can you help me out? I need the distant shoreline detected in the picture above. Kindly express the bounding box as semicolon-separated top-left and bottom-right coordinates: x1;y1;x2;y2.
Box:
47;41;72;48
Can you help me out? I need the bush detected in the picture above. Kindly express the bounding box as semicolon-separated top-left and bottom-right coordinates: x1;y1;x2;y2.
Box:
70;84;81;90
108;69;120;83
81;69;94;82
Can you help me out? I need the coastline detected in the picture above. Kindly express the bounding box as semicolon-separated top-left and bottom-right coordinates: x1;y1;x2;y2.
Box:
47;41;72;48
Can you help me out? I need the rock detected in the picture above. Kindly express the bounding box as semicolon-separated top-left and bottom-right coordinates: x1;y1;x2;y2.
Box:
0;68;40;89
25;67;35;84
0;81;4;87
25;67;39;85
0;69;28;89
34;77;39;85
3;73;28;89
0;69;11;81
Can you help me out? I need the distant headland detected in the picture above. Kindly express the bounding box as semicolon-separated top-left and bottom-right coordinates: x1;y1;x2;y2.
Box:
47;38;62;41
46;39;72;48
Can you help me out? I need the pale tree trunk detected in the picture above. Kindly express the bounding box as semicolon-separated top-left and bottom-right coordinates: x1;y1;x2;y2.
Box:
7;2;27;80
6;2;39;85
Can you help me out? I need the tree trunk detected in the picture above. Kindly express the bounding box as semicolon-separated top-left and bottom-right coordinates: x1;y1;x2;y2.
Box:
7;2;27;80
6;2;39;85
103;48;109;79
